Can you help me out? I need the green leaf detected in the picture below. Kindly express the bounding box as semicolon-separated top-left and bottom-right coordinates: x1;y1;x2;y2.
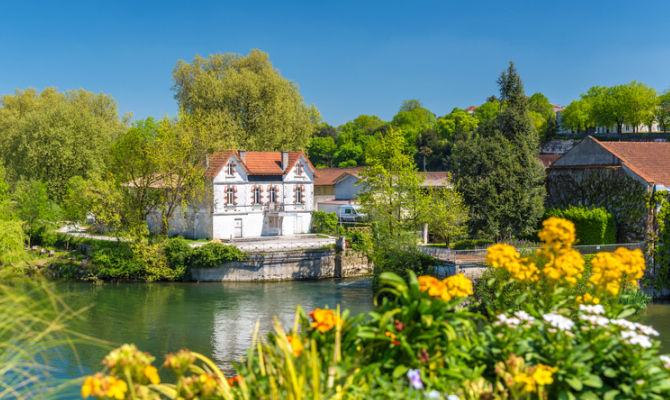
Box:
603;390;619;400
579;392;599;400
616;307;636;319
603;368;617;378
567;377;583;391
582;374;603;388
392;365;408;379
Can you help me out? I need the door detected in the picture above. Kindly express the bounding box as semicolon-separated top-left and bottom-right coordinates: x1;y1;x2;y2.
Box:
233;218;243;238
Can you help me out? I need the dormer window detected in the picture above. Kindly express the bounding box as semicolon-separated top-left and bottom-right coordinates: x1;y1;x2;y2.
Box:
295;162;303;176
227;163;235;176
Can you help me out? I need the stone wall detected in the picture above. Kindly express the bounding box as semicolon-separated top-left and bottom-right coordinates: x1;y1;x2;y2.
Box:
546;166;650;242
190;249;372;282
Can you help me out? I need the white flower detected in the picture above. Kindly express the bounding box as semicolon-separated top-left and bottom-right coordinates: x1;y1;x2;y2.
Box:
621;330;652;348
660;355;670;369
447;396;460;400
637;323;659;337
579;314;610;327
425;390;440;399
494;314;521;328
579;304;605;315
543;312;574;331
611;319;637;330
514;310;535;323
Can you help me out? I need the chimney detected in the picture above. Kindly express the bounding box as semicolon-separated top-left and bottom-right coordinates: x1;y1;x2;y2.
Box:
281;151;289;171
238;150;246;163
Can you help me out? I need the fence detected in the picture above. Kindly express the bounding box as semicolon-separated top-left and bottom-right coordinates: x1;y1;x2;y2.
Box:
421;242;647;265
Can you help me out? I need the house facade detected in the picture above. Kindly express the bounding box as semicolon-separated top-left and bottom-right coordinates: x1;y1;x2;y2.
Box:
150;150;316;239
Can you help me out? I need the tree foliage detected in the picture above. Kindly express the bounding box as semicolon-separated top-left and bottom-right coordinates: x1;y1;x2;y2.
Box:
11;180;61;245
452;62;545;240
420;173;469;246
173;49;320;151
0;88;125;201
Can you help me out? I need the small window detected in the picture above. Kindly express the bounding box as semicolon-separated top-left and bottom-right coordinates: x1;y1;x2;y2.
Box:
295;163;303;176
227;163;234;176
253;187;261;204
296;186;303;203
270;187;277;203
226;188;235;204
345;208;352;214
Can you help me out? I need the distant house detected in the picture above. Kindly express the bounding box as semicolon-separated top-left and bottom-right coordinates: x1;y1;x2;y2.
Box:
538;154;561;168
546;136;670;241
314;168;451;213
148;150;316;239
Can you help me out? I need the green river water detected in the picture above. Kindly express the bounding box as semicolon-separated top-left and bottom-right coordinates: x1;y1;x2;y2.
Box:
49;278;670;397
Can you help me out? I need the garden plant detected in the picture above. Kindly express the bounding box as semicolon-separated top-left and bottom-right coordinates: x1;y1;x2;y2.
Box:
80;218;670;399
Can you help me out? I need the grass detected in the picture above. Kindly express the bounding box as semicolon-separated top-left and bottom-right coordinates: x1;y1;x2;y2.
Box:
0;271;107;399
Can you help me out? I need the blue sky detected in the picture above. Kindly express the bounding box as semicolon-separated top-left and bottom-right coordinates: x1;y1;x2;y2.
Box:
2;1;670;126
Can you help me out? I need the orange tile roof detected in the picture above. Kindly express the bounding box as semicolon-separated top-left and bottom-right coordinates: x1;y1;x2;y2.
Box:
594;138;670;186
205;150;314;177
314;167;364;186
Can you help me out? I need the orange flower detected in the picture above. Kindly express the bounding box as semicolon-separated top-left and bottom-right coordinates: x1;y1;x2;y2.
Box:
227;375;242;387
418;275;444;297
286;335;304;356
309;308;342;333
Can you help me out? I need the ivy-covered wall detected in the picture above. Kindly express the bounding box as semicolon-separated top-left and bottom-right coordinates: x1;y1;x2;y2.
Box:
546;166;650;243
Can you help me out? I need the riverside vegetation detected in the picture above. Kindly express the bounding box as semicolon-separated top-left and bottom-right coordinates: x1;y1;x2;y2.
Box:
75;218;669;399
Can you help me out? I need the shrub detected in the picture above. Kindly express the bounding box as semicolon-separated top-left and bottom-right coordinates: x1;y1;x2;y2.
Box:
0;220;26;265
189;242;247;269
452;238;494;250
545;206;616;245
163;237;192;271
372;246;438;292
312;211;338;234
346;229;372;253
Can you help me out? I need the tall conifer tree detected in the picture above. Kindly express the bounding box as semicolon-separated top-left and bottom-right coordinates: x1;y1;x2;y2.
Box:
452;62;545;240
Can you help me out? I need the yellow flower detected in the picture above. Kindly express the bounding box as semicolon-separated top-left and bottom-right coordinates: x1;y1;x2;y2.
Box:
384;331;397;340
144;365;160;385
443;273;474;300
514;372;536;392
538;217;576;250
486;244;539;282
200;373;218;388
418;275;444;297
539;247;584;286
286;334;304;356
310;308;342;333
81;375;101;398
105;377;128;400
576;293;599;304
532;364;557;386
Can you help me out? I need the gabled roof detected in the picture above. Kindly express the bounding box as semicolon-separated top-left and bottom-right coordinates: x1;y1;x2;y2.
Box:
551;136;670;187
205;150;315;178
314;167;364;186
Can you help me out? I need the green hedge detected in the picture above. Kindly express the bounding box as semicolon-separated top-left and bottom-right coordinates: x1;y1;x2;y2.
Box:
544;206;616;245
189;242;248;269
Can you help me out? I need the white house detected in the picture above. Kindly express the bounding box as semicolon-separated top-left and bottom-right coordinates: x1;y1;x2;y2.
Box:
149;150;317;239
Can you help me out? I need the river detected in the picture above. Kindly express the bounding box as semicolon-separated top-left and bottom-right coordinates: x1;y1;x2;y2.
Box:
50;278;669;396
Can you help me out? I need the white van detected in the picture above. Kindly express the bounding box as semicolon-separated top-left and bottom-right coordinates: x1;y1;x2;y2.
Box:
336;205;367;223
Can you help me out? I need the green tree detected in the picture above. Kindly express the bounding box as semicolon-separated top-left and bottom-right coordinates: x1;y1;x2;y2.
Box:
12;180;61;245
62;176;91;227
453;62;545;240
307;136;337;168
436;108;479;141
358;128;425;248
420;174;469;247
656;92;670;133
561;99;593;133
621;81;657;133
527;92;557;140
0;88;124;201
314;123;338;140
334;141;364;168
172;49;320;151
473;99;501;123
391;99;436;151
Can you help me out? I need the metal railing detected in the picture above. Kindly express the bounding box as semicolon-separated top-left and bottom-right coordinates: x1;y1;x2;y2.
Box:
421;242;647;264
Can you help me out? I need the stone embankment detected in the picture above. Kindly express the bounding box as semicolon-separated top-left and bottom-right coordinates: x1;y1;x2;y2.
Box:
190;248;372;282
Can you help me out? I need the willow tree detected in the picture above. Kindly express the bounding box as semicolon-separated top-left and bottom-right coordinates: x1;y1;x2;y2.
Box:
172;49;320;151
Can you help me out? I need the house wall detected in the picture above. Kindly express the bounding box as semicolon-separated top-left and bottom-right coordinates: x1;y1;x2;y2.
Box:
335;175;362;200
147;198;213;239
